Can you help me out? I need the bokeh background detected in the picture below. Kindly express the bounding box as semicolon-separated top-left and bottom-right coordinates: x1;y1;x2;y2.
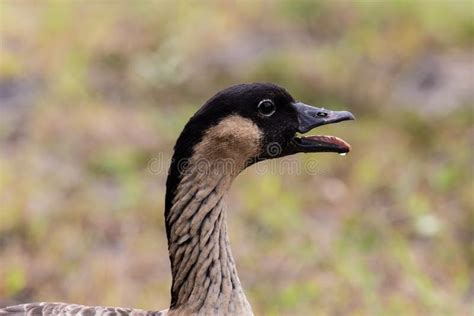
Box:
0;1;473;315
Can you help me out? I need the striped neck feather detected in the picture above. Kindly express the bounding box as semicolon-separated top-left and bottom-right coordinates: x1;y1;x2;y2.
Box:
166;166;252;315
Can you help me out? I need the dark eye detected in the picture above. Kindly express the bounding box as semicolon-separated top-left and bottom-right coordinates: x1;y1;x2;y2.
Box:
316;111;328;118
257;99;276;117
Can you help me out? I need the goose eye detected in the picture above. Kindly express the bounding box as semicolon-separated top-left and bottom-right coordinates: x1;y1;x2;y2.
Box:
257;99;276;117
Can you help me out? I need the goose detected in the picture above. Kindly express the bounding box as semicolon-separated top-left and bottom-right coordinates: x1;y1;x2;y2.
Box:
1;83;354;316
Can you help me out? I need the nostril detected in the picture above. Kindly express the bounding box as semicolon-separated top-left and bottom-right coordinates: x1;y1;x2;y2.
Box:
316;112;328;118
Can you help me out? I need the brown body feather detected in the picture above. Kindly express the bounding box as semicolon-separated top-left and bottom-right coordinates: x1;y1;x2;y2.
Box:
0;302;165;316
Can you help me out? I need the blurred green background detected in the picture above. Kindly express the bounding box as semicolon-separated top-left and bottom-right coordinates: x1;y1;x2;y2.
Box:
0;1;472;315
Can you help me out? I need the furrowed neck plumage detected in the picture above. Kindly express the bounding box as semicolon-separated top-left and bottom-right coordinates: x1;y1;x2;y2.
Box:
165;115;262;315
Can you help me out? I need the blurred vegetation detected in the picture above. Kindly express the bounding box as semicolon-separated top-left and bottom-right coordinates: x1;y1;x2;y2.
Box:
0;1;472;315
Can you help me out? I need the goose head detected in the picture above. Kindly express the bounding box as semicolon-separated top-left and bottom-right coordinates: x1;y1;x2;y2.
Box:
171;83;354;169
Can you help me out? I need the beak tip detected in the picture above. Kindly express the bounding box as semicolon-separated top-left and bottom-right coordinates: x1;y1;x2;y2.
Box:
340;111;355;121
333;111;355;123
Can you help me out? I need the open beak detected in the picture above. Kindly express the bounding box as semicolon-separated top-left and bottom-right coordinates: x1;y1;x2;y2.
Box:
291;102;355;154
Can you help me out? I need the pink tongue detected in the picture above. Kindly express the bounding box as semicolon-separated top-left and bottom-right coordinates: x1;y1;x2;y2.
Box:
302;135;351;151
